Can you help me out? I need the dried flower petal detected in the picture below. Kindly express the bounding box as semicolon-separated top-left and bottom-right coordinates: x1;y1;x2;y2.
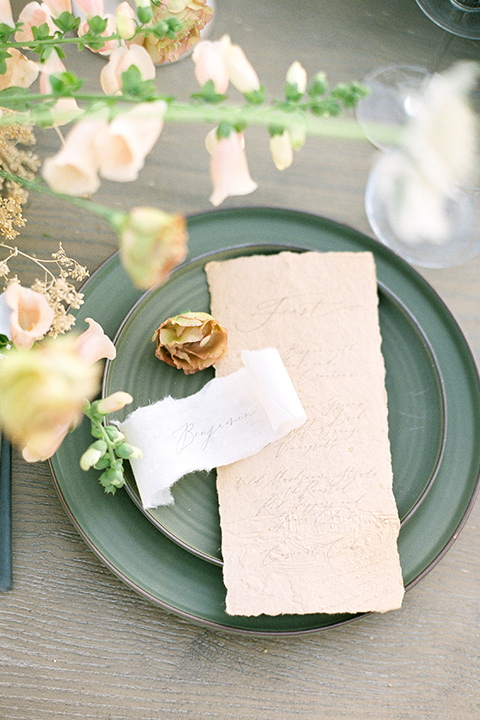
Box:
152;311;228;374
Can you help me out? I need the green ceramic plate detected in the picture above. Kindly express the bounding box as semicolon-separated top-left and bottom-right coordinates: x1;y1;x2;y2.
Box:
102;244;446;566
49;207;480;635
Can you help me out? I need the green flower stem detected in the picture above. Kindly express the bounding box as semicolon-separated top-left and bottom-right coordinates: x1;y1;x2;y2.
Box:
0;169;126;228
0;95;399;145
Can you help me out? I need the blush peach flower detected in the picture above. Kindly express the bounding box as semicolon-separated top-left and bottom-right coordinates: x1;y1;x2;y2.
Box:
115;1;136;40
0;49;38;91
118;206;188;289
0;317;115;462
193;34;260;94
205;127;258;206
0;336;102;462
5;283;55;350
78;11;119;55
100;44;156;95
96;102;166;182
42;117;105;196
134;0;213;64
0;0;15;27
74;317;116;365
74;0;104;17
43;0;72;15
15;2;56;43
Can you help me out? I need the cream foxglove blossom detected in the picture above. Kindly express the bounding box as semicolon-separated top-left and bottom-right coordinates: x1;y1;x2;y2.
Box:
100;45;156;95
5;283;55;350
193;34;260;95
206;127;258;206
269;130;293;171
0;0;15;27
0;48;38;91
118;206;188;289
96;391;133;415
0;336;102;462
95;102;166;182
42;117;105;196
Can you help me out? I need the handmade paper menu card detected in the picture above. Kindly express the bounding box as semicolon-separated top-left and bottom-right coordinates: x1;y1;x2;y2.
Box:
205;251;404;616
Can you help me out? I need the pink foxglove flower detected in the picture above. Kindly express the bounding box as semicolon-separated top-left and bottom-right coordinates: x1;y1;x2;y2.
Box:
0;49;38;91
100;44;156;95
43;0;72;15
118;207;188;289
5;283;55;350
0;0;15;28
205;127;258;206
192;39;229;93
78;11;119;55
42;118;106;196
220;35;260;94
96;102;166;182
74;317;116;365
74;0;104;17
15;2;56;42
193;35;260;95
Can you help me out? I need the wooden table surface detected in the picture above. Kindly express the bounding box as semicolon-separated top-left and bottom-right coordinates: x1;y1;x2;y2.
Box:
2;1;480;718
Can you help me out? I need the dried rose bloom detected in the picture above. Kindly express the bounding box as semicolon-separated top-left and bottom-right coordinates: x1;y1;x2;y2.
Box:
134;0;214;64
152;311;227;374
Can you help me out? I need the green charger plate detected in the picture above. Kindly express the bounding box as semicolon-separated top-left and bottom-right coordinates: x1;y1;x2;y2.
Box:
49;207;480;635
103;244;446;566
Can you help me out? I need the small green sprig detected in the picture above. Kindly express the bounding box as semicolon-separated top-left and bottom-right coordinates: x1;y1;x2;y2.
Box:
81;398;142;494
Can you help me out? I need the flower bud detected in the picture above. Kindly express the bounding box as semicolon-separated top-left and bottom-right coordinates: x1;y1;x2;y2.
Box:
152;311;228;374
80;440;107;471
285;60;307;98
269;130;293;171
115;1;136;39
96;391;133;415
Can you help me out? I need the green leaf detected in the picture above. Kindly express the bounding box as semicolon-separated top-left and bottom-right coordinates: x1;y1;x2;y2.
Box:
0;86;31;112
0;22;15;40
137;5;153;24
190;80;227;105
216;120;233;139
52;11;80;34
244;86;265;105
120;65;156;100
86;15;108;35
31;22;53;41
48;71;84;97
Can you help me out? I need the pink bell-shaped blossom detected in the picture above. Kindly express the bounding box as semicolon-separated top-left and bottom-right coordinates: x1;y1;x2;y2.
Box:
0;0;15;28
74;0;104;17
0;49;38;91
100;44;156;95
43;0;72;15
42;117;106;196
73;317;116;365
193;35;260;95
15;2;56;42
206;127;258;206
5;283;55;350
96;102;166;182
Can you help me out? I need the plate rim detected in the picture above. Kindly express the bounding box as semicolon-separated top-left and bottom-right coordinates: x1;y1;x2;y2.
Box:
48;206;480;635
103;242;448;566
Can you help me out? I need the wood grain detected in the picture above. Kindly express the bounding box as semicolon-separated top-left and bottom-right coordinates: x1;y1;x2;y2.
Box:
2;1;480;718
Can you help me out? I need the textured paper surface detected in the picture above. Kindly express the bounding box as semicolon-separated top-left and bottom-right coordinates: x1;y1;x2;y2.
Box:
120;348;306;508
206;251;404;616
